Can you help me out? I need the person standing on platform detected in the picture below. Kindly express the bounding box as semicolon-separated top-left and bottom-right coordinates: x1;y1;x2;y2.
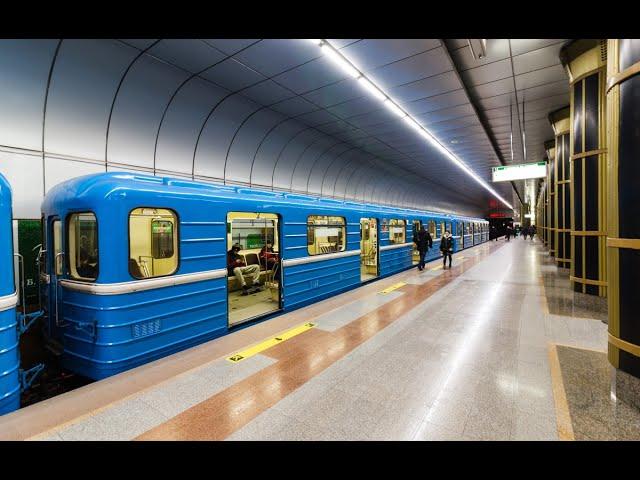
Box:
506;226;512;241
522;226;528;240
440;230;454;269
530;225;536;241
414;225;433;271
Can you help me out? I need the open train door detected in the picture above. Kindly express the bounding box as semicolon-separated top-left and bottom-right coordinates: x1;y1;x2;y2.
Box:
360;218;378;282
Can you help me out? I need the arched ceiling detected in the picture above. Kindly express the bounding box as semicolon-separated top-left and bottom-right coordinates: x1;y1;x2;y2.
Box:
0;39;570;218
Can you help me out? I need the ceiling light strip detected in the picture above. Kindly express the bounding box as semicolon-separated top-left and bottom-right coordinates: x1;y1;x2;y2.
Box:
306;39;513;210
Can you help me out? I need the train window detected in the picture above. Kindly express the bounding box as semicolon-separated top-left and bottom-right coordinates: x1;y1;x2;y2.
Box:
307;215;345;255
428;220;436;237
68;213;98;281
412;220;421;239
53;219;63;275
389;219;406;244
440;222;446;236
129;208;178;279
465;223;471;234
446;222;452;234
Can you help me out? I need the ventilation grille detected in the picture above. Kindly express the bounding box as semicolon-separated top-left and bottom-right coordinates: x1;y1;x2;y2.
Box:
600;39;607;63
132;319;161;339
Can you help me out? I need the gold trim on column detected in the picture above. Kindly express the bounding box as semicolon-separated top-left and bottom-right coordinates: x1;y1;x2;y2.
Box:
556;228;571;233
607;237;640;250
609;333;640;358
581;78;586;294
570;149;607;160
557;180;570;184
571;230;606;236
606;59;640;93
556;257;572;263
570;65;606;86
570;276;607;286
606;39;620;354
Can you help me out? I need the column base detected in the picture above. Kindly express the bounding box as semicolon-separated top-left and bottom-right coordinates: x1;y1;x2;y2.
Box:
611;366;640;410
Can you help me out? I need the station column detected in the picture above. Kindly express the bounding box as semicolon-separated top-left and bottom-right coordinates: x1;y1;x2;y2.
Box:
548;107;571;269
560;39;608;297
544;140;556;257
537;179;546;247
606;39;640;396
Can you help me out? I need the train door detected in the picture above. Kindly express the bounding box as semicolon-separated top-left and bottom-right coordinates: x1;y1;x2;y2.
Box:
360;218;378;281
226;212;281;327
411;220;421;265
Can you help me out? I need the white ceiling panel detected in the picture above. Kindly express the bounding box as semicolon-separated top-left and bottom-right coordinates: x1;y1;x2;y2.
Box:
341;39;441;71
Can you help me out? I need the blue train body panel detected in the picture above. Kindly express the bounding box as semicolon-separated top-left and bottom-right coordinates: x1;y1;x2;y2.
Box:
0;173;19;415
59;278;227;379
40;172;488;381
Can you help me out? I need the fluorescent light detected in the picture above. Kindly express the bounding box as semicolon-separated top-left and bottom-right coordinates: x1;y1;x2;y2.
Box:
302;39;513;210
307;39;323;45
383;99;406;117
357;77;386;101
403;116;422;130
321;44;360;78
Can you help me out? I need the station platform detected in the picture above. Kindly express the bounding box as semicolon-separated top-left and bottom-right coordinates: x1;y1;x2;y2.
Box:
1;238;636;441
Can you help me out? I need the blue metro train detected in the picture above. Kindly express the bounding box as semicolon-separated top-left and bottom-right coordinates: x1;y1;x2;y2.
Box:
0;173;19;414
1;171;489;414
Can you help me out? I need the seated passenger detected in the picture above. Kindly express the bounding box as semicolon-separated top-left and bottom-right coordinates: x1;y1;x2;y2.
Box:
129;258;144;278
77;235;98;279
259;241;280;281
227;243;261;295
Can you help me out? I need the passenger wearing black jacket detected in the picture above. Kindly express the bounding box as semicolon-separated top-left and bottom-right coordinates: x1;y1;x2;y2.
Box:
440;230;454;269
414;226;433;271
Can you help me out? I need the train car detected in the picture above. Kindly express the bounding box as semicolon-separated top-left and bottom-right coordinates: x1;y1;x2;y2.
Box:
40;172;486;381
0;173;19;415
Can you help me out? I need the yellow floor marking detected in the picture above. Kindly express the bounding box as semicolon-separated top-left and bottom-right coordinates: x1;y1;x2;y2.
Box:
431;265;443;271
380;282;406;294
548;342;575;441
227;322;316;363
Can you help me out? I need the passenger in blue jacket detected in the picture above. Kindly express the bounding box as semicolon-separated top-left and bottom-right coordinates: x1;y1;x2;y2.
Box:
440;230;454;269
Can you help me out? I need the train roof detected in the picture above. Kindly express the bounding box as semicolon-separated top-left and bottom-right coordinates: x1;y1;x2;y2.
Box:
42;171;486;221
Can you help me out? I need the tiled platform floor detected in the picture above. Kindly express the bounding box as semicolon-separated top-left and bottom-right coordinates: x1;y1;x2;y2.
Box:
1;239;634;441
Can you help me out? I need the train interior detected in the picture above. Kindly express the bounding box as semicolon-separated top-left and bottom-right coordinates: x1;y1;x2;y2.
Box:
226;212;281;327
360;218;378;281
129;208;177;280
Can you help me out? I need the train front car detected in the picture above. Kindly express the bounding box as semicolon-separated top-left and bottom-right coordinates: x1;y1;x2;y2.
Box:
0;173;19;415
41;173;229;380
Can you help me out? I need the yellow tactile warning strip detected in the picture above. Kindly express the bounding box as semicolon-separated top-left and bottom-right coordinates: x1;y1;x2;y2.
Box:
548;343;575;441
379;282;406;294
227;322;316;363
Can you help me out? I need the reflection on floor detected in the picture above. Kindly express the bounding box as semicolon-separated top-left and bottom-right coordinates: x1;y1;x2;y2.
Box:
539;253;608;322
228;288;279;326
19;240;637;441
554;344;640;440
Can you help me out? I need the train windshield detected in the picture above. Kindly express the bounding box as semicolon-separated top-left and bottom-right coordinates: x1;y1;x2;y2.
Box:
68;213;98;281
